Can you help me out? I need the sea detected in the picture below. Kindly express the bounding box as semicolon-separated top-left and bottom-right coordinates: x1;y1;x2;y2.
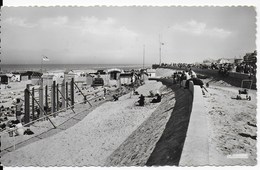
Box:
0;64;151;73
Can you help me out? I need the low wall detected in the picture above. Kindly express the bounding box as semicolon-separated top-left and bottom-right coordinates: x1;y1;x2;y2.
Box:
179;85;209;166
160;66;256;89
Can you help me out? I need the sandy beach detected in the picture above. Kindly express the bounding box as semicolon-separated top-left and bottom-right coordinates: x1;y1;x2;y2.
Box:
1;80;167;166
203;79;257;165
0;68;257;166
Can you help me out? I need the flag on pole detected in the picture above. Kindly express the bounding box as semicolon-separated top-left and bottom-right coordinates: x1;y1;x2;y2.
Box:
42;56;49;61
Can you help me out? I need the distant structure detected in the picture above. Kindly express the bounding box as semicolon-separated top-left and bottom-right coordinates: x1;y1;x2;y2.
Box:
216;58;234;64
243;50;257;65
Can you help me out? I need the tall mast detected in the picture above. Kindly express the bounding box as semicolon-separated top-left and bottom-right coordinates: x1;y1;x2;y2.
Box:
159;34;162;65
143;44;145;69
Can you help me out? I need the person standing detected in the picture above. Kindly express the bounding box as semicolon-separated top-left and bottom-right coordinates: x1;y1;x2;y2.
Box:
103;87;107;97
15;98;23;123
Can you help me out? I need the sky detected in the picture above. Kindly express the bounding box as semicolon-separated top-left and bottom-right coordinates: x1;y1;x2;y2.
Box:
1;6;256;65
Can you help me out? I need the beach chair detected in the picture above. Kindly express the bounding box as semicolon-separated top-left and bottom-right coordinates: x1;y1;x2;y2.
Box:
236;80;252;101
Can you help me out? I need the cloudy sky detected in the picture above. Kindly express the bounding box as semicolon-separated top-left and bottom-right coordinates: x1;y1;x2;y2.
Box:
1;7;256;64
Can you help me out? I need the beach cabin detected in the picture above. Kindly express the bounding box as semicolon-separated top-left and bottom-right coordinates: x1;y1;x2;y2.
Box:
31;77;42;85
119;73;134;85
28;71;43;80
5;74;14;82
86;74;94;85
107;68;121;80
92;77;104;87
74;71;86;83
106;68;123;87
20;72;29;81
42;75;55;86
147;69;156;78
11;73;21;82
64;72;76;83
0;74;9;84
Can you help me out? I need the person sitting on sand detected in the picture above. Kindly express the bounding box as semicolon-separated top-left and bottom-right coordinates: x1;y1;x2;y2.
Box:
113;94;119;101
150;93;162;103
137;94;145;106
14;98;23;123
133;89;139;95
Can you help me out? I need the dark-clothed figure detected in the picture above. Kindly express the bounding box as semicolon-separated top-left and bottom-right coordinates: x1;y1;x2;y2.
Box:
151;93;162;103
15;98;23;123
138;94;145;106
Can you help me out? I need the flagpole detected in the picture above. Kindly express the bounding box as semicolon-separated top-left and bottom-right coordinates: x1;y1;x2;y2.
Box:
159;34;162;65
143;44;145;69
41;56;43;73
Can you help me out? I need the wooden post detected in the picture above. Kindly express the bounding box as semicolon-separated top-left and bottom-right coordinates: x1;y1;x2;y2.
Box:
39;79;44;118
66;82;68;108
71;78;74;109
24;84;30;126
56;83;59;111
61;79;66;109
52;81;56;116
45;85;48;115
32;87;35;120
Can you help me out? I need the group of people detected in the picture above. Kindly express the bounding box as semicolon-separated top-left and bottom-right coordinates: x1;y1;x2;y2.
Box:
172;68;197;85
172;68;208;94
136;93;162;106
160;59;257;77
111;88;162;107
235;63;256;75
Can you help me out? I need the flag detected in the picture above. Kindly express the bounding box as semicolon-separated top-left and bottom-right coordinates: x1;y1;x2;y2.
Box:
42;56;49;61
